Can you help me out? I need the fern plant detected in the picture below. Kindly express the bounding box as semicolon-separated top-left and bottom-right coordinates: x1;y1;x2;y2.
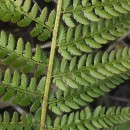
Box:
0;0;130;129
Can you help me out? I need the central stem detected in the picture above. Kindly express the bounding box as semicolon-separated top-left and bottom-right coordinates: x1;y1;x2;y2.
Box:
40;0;63;130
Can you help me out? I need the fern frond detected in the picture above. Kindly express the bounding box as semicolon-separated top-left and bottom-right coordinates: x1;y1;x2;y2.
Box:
0;0;56;41
58;13;130;59
1;1;130;130
48;47;130;114
62;0;130;27
49;70;130;114
48;106;130;130
0;31;48;77
0;110;41;130
103;121;130;130
54;47;130;90
0;69;46;112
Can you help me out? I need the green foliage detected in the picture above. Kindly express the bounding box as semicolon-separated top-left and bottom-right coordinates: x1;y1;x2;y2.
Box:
0;30;48;76
54;47;130;90
62;0;130;27
0;0;56;41
0;110;41;130
0;68;46;112
104;121;130;130
58;14;130;59
58;0;130;59
0;0;130;130
48;106;130;130
49;47;130;114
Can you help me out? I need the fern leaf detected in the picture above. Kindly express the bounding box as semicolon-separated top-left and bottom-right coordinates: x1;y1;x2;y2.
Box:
103;121;130;130
58;14;130;58
62;0;130;26
0;31;47;76
48;106;130;130
0;110;41;130
1;0;130;129
0;69;45;112
54;47;130;90
49;47;130;114
0;0;56;41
